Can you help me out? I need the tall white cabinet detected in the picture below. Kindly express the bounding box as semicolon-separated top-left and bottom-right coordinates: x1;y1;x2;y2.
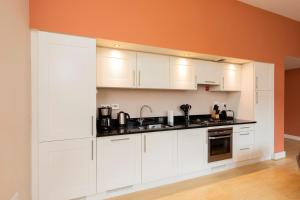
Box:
237;61;274;159
32;31;97;200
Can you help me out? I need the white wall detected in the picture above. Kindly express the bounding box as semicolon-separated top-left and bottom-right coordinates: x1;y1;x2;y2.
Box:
0;0;31;200
97;86;241;119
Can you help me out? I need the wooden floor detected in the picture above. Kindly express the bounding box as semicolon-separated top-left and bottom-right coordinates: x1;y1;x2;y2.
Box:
110;139;300;200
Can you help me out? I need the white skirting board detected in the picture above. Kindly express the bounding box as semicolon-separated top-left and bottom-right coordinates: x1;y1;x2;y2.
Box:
272;151;286;160
285;134;300;141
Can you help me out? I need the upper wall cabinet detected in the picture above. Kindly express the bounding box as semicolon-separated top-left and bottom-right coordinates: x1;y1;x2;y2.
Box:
210;64;242;91
137;53;170;89
97;48;137;88
170;57;197;90
254;62;274;91
36;31;96;142
195;60;222;85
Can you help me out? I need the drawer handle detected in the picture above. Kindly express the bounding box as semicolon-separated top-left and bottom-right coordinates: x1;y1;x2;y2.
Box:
240;127;250;129
240;148;250;151
240;133;250;136
111;138;130;142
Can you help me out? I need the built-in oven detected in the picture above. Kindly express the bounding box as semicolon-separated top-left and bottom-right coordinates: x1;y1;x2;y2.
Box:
208;127;233;163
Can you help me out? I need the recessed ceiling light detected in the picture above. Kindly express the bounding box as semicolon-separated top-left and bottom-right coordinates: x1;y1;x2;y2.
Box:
114;44;120;48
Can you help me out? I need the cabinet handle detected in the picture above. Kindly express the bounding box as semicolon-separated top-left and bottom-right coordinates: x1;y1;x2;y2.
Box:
240;147;250;151
240;127;250;129
139;70;141;86
132;70;136;86
222;77;225;90
144;135;147;153
256;76;258;90
91;140;94;160
91;116;94;136
240;133;250;136
111;138;130;142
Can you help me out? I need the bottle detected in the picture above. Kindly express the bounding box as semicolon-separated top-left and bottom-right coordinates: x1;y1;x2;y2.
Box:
167;110;174;126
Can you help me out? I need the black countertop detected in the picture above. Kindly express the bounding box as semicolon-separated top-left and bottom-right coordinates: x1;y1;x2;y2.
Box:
97;116;256;137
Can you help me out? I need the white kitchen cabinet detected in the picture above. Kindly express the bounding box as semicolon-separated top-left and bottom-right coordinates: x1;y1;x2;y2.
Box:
142;131;177;183
137;52;170;89
233;125;256;162
254;62;274;91
210;64;241;91
254;91;274;159
37;31;96;142
195;60;222;85
39;138;96;200
97;48;137;88
178;129;207;175
97;134;141;192
170;57;197;90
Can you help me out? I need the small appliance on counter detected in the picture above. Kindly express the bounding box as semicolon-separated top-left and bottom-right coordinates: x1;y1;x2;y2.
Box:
211;104;220;120
180;104;192;126
98;106;112;131
117;111;130;128
220;104;235;120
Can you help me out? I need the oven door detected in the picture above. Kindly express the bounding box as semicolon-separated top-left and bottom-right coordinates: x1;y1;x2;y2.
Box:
208;132;232;163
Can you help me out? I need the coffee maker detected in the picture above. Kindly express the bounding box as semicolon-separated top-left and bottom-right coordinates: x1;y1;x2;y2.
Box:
98;106;112;131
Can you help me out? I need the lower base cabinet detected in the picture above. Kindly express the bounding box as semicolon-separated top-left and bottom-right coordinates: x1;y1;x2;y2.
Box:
97;134;141;192
142;131;177;183
178;129;207;175
39;138;96;200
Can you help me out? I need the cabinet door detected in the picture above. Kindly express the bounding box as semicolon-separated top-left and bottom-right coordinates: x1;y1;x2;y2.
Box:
38;31;96;142
142;131;177;183
137;52;170;89
222;64;241;91
97;48;137;88
97;135;141;192
195;60;222;85
254;91;274;159
170;57;197;90
178;129;207;175
39;138;96;200
255;62;274;91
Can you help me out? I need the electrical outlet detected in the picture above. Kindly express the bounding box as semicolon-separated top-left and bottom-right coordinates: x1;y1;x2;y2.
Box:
100;104;110;108
111;104;120;110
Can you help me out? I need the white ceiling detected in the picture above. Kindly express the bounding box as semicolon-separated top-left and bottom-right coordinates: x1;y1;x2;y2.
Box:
285;56;300;70
239;0;300;22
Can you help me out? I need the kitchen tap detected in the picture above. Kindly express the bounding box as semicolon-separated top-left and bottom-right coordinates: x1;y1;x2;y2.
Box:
138;105;152;126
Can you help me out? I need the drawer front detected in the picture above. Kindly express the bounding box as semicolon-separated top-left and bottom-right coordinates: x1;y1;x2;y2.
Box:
238;131;254;146
234;124;255;132
235;145;253;162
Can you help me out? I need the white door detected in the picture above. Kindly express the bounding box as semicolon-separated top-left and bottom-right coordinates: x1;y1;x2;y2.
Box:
178;129;207;175
195;60;222;85
137;52;170;89
255;62;274;91
254;91;274;159
142;131;177;183
170;57;197;90
37;31;96;142
222;64;241;91
97;134;141;192
97;48;137;88
39;138;96;200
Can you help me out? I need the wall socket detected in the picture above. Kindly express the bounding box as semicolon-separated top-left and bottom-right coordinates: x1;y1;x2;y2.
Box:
100;104;120;110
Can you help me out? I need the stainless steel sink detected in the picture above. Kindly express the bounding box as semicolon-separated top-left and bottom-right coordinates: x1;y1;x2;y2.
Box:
139;124;170;130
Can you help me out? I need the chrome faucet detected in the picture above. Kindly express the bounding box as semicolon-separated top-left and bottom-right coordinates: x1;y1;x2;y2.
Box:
138;105;153;126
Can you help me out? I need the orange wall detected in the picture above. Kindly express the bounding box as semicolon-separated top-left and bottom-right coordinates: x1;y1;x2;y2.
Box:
29;0;300;152
0;0;31;199
285;69;300;136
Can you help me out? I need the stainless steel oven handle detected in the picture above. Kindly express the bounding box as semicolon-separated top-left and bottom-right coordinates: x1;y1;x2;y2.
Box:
209;135;232;140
